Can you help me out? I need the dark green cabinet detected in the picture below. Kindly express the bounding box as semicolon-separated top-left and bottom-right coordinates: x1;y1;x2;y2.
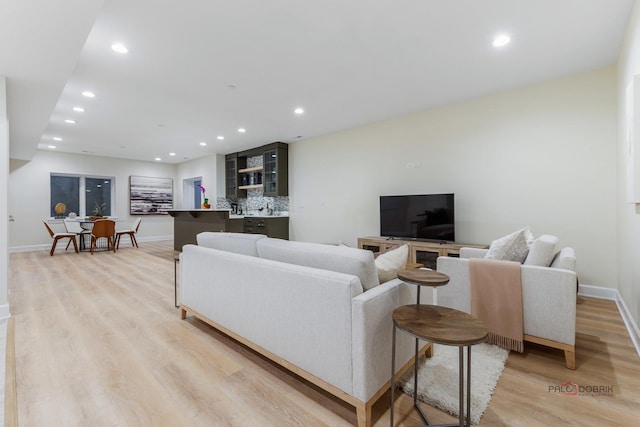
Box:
244;216;289;240
225;153;246;199
263;145;288;196
225;142;288;198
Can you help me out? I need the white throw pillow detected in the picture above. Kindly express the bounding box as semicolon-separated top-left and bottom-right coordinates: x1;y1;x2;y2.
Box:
524;235;559;266
375;244;409;283
484;228;531;263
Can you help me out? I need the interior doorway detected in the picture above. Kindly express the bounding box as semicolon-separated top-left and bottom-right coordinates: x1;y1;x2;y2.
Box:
182;177;203;209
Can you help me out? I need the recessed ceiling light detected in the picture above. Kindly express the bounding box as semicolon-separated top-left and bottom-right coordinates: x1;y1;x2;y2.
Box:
111;43;129;54
48;145;56;149
294;107;304;115
53;137;62;141
238;128;246;133
82;91;96;98
217;136;224;140
199;141;207;146
169;152;176;156
64;119;76;124
155;157;161;161
73;106;85;113
492;34;511;48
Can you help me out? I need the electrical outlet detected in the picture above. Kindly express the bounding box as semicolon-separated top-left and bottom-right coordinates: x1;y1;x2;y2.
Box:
406;162;414;168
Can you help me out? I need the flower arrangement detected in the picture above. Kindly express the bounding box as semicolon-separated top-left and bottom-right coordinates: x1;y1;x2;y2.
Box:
197;184;210;208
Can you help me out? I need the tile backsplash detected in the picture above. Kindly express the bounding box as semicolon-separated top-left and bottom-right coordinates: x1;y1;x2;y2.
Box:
217;154;289;214
216;194;289;214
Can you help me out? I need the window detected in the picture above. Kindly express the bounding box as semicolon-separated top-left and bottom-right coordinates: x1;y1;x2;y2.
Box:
50;174;115;217
50;175;79;217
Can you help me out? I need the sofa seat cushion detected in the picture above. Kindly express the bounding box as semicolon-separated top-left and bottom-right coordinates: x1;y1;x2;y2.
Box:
196;232;266;257
256;238;380;291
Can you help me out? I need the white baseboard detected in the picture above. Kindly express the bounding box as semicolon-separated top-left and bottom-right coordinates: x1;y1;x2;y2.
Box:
138;235;173;242
579;284;640;359
578;284;618;300
0;304;10;320
9;236;174;253
9;244;48;253
614;293;640;360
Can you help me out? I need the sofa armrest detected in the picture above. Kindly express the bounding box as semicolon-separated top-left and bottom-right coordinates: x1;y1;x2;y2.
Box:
436;257;472;312
351;278;428;402
521;265;576;345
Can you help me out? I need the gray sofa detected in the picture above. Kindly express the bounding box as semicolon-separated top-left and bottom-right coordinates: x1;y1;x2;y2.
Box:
179;232;431;427
437;245;577;369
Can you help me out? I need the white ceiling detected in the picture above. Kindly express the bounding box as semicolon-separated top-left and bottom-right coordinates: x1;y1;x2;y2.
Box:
1;0;634;164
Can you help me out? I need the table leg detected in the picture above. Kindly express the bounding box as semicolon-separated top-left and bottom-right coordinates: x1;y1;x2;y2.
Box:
459;346;464;427
390;325;396;427
466;346;472;427
174;257;178;308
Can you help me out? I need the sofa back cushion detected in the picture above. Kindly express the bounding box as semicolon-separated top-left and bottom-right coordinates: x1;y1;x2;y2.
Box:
256;238;380;291
524;234;559;267
196;232;266;257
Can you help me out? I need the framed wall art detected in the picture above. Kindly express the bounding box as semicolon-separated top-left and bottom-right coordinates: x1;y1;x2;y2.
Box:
130;175;173;215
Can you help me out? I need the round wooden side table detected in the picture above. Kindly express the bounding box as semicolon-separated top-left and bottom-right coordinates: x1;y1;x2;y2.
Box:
390;304;488;427
397;268;450;305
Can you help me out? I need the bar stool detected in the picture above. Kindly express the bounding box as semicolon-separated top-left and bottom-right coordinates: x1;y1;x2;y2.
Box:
390;304;488;427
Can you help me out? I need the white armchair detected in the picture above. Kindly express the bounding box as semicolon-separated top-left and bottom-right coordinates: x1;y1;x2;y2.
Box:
436;245;577;369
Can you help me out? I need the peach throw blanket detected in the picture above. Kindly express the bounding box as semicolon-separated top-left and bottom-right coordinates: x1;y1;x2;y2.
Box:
469;258;524;353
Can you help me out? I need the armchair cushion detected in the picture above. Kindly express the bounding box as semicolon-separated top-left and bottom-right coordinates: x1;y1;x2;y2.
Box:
524;235;559;267
484;228;532;262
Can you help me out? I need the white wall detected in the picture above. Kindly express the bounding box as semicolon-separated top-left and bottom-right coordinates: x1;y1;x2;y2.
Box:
289;67;617;288
175;154;218;208
617;2;640;327
9;150;177;248
1;76;9;316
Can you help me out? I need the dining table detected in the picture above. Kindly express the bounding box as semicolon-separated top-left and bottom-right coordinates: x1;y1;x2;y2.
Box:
68;217;121;252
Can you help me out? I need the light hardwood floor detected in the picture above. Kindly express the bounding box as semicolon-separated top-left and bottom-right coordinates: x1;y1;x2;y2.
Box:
8;241;640;426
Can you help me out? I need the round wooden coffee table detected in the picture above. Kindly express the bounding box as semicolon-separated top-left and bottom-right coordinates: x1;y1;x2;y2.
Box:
390;304;488;427
397;268;450;305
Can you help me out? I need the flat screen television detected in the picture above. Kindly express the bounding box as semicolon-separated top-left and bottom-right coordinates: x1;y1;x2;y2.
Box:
380;193;455;242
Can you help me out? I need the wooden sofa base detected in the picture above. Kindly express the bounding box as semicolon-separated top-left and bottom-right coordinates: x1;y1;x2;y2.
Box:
181;305;432;427
524;334;575;369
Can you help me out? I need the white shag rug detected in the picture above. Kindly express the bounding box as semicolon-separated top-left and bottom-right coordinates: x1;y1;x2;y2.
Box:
400;343;509;425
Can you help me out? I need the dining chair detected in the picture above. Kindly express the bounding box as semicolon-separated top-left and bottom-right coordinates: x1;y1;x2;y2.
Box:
115;218;142;249
43;220;79;256
90;219;116;254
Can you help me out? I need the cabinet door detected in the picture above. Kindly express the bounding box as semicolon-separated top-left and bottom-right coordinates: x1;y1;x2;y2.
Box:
263;147;288;196
410;245;445;270
225;153;247;199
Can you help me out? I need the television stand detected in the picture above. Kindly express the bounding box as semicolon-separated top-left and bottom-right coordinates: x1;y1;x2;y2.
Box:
357;236;488;270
